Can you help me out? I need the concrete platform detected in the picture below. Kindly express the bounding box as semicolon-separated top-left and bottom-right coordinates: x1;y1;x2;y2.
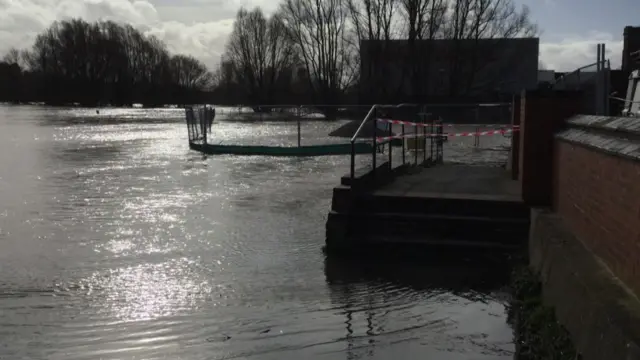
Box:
375;165;520;201
326;164;529;253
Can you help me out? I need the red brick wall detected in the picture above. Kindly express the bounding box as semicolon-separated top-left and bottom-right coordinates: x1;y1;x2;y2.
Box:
518;90;582;206
554;140;640;296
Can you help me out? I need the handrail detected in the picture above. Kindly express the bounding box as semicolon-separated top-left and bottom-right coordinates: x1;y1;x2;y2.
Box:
350;103;417;144
350;105;379;143
609;95;640;104
349;103;418;181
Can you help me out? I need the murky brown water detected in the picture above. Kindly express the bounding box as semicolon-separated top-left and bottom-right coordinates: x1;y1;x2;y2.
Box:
0;105;512;359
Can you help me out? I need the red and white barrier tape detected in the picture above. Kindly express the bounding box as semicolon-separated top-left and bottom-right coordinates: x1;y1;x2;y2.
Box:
376;128;518;143
376;118;519;129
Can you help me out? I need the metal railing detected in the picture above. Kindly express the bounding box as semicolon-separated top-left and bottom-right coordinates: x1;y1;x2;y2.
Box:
349;103;445;183
552;58;611;115
185;105;215;144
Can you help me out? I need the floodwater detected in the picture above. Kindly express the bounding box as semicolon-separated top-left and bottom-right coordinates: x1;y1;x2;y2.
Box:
0;105;512;360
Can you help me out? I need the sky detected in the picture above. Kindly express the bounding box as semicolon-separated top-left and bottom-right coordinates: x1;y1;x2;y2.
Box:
0;0;638;72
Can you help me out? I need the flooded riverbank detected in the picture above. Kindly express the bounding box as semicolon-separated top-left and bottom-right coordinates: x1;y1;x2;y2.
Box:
0;105;513;359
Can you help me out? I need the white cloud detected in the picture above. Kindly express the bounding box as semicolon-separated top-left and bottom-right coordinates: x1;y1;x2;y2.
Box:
0;0;625;73
540;31;623;72
0;0;252;68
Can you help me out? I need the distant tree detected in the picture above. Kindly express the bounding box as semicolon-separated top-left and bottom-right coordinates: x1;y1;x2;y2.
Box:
224;7;296;106
170;55;212;90
346;0;399;102
441;0;539;95
2;48;20;65
1;18;212;105
280;0;358;112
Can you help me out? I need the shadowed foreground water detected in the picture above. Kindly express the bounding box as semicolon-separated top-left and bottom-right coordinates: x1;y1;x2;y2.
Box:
0;105;513;359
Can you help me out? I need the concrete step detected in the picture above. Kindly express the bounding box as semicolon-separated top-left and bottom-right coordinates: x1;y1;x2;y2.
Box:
326;210;529;248
352;212;529;240
362;235;523;250
354;193;529;219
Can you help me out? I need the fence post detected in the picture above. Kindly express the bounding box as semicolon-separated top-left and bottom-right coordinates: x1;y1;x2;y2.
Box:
420;113;427;166
203;107;208;145
474;107;479;147
372;108;377;176
297;107;301;147
402;123;406;166
414;123;418;166
388;121;393;170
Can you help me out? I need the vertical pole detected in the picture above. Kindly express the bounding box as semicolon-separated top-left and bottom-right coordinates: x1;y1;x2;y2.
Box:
372;108;377;175
602;44;608;115
297;107;301;148
422;115;427;165
605;59;611;115
474;107;479;147
413;123;420;166
350;142;355;181
388;120;393;170
430;120;434;163
596;44;601;115
203;107;208;144
401;123;406;165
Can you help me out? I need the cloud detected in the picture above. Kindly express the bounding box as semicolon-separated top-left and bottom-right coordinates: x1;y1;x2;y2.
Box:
0;0;625;73
0;0;245;68
540;31;623;72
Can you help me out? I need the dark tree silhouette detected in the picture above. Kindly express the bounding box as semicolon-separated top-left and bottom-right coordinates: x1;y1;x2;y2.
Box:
0;19;212;106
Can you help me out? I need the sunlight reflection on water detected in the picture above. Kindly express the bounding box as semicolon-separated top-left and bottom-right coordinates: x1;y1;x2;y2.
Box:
0;105;513;360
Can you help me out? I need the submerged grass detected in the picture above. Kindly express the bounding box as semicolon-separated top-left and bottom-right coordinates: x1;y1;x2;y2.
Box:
507;266;578;360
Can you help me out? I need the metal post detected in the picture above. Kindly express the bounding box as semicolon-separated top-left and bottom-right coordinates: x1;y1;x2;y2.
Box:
372;108;377;175
604;60;611;116
203;107;208;145
430;120;434;163
596;44;602;115
350;142;355;181
422;115;427;165
401;123;406;165
474;107;479;147
297;117;301;148
414;123;418;166
388;121;393;170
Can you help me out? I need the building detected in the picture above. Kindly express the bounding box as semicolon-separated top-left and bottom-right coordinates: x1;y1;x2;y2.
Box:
359;38;539;102
538;70;556;84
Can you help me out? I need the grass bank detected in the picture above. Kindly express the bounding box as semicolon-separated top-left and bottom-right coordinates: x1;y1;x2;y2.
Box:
507;266;578;360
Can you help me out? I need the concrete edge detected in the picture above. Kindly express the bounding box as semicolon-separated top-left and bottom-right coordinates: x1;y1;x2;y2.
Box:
529;208;640;360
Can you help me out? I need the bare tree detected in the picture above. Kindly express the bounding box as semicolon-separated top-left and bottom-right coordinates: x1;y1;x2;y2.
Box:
170;54;212;90
2;48;21;66
280;0;357;112
398;0;447;101
441;0;538;95
224;7;296;106
346;0;399;102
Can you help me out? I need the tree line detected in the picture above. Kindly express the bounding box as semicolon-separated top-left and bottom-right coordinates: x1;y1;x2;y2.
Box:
0;0;537;108
212;0;538;109
0;19;212;106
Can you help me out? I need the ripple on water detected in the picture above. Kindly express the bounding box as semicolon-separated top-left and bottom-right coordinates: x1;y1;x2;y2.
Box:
0;105;514;360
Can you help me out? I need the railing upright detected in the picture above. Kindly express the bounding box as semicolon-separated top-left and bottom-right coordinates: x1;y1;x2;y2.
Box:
349;103;418;184
388;116;393;170
420;112;427;166
371;107;377;174
401;122;406;166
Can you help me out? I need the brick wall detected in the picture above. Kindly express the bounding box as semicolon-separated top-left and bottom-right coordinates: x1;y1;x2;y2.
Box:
518;90;582;206
554;130;640;297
